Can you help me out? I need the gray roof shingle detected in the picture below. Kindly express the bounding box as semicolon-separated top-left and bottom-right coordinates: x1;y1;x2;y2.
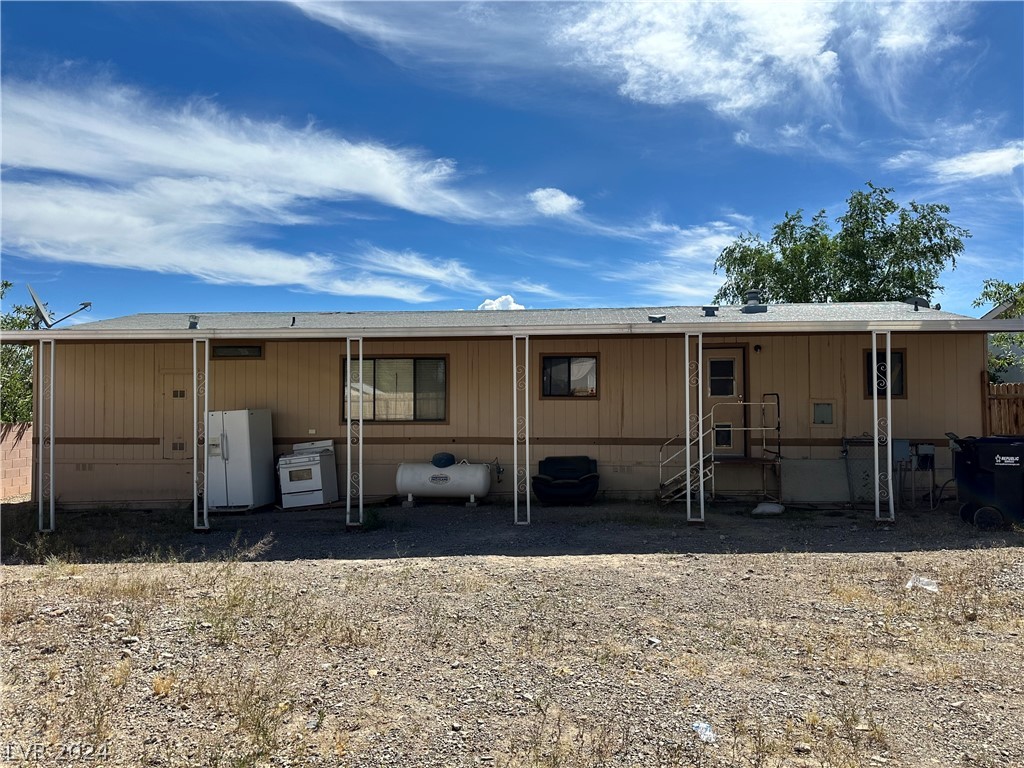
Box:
72;301;972;333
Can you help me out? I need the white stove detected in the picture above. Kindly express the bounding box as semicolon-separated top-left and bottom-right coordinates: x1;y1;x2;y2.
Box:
277;440;339;509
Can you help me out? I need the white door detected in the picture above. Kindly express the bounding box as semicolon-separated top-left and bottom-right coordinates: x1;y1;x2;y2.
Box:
705;350;745;457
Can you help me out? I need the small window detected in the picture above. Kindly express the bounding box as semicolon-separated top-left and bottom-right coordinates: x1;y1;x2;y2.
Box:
542;356;597;398
212;344;263;359
708;359;735;397
864;350;906;398
812;402;834;425
714;423;733;448
172;389;187;399
342;357;446;422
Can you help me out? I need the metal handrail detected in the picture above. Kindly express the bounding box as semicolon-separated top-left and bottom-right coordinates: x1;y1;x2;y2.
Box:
659;396;783;503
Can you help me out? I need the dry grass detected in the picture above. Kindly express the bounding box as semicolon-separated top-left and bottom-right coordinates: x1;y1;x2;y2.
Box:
2;501;1022;767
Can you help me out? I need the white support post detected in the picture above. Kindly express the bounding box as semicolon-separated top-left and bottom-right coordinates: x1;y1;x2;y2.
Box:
513;335;531;525
872;331;895;522
36;339;55;532
345;337;364;526
684;332;704;522
192;339;210;531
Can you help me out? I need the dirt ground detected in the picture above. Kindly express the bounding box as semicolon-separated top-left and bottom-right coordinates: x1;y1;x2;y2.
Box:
1;498;1022;767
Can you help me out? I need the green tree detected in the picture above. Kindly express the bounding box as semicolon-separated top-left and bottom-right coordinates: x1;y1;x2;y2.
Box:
713;183;970;305
1;280;36;423
972;278;1024;383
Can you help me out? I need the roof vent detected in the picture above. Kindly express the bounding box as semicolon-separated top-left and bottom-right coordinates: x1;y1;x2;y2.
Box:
648;314;666;324
702;306;719;318
188;315;199;330
741;289;767;314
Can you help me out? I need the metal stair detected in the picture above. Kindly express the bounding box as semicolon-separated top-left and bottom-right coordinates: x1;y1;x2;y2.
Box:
659;393;782;520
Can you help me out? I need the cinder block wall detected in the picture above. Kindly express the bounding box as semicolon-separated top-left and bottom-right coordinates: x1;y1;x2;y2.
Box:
1;423;33;498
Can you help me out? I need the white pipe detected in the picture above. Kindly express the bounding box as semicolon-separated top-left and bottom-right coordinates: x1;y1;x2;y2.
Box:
346;338;352;524
37;341;44;532
358;338;364;525
48;340;54;532
524;335;531;526
512;336;519;524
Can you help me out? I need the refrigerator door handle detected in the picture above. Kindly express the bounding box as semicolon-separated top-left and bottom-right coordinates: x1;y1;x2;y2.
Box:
221;432;229;462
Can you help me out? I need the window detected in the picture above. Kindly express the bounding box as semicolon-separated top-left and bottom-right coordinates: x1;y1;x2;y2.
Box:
812;402;834;425
212;344;263;359
342;357;446;422
864;349;906;398
714;423;733;448
542;356;597;397
708;359;735;397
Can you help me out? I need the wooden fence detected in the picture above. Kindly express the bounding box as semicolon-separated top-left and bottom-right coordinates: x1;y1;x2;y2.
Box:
985;381;1024;436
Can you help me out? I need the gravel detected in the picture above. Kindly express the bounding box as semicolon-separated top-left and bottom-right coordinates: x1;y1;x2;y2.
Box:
2;499;1022;767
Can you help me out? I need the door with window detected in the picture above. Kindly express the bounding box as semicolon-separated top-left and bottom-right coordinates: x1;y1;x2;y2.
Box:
704;349;745;457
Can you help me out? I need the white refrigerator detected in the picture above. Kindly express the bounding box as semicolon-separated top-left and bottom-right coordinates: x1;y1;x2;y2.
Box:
206;409;275;510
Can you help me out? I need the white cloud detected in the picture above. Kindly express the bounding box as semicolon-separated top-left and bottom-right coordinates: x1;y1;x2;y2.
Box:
1;179;439;302
1;79;496;222
529;187;583;217
600;262;727;304
929;142;1024;182
477;295;525;311
352;246;489;293
0;76;536;302
558;2;840;116
295;1;984;159
512;280;564;299
881;141;1024;185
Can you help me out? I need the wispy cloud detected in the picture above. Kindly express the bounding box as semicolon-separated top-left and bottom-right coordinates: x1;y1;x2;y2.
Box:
294;1;980;158
1;178;439;301
929;142;1024;182
596;219;742;303
883;141;1024;184
352;246;489;293
2;78;496;221
0;76;535;302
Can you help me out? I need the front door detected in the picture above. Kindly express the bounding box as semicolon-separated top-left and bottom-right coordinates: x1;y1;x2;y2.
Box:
704;349;745;457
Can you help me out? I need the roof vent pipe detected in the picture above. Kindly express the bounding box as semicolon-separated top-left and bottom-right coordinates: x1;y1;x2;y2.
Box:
741;289;767;314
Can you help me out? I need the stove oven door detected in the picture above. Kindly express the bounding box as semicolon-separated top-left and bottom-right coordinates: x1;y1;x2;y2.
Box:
279;456;324;494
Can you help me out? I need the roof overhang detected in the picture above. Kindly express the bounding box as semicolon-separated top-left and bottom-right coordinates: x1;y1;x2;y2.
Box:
2;317;1021;343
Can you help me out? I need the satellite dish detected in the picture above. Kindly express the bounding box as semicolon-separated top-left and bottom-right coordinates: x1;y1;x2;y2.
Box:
27;284;54;329
26;283;92;329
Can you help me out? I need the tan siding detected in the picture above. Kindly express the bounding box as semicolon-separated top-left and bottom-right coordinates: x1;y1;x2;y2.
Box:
44;332;990;503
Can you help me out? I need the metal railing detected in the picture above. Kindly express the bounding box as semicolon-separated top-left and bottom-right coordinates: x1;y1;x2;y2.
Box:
659;394;782;507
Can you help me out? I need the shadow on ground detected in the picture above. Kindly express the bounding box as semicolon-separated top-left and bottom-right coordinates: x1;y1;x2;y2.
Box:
2;497;1020;564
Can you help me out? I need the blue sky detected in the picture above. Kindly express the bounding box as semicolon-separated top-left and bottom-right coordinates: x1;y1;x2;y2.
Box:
2;1;1022;322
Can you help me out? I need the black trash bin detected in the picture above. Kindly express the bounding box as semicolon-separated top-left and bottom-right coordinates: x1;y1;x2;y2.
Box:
948;434;1024;529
